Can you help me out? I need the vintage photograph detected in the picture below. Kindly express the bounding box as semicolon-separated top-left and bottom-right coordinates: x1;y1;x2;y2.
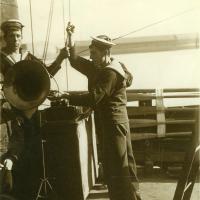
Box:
0;0;199;199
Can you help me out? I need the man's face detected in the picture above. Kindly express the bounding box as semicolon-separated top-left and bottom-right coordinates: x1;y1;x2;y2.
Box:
4;29;22;51
89;44;105;67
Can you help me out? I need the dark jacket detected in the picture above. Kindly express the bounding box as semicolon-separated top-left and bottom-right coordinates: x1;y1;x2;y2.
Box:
69;56;133;124
0;48;61;77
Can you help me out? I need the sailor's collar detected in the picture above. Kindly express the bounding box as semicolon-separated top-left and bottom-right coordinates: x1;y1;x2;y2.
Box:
0;47;29;64
105;58;125;78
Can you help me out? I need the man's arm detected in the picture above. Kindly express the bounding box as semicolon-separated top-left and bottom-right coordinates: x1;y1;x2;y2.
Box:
66;22;94;77
69;54;95;77
68;69;118;107
5;118;24;163
45;48;69;76
26;49;68;77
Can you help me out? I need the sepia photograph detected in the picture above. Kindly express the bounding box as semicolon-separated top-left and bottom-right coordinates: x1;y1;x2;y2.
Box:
0;0;200;199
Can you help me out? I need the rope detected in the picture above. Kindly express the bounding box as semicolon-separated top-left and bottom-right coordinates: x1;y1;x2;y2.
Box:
68;0;71;22
29;0;35;55
61;0;69;91
78;7;197;55
49;73;60;94
42;1;52;61
113;8;196;41
42;0;54;63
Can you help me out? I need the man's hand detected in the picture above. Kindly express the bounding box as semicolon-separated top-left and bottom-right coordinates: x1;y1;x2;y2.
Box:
66;22;75;36
4;159;13;170
60;92;70;99
58;47;70;60
2;102;12;110
47;92;70;101
66;22;75;49
0;159;13;192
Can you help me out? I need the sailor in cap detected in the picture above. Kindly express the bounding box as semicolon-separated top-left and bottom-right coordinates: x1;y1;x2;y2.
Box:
0;19;69;199
90;35;116;48
1;19;24;32
63;24;141;200
0;19;69;77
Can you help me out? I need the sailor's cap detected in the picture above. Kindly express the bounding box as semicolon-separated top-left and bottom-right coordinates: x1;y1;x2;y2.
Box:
91;35;116;49
1;19;24;32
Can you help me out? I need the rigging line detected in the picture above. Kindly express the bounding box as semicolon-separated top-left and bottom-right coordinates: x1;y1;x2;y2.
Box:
44;0;54;63
113;7;197;41
68;0;71;22
44;0;54;62
78;7;197;55
62;0;66;41
61;0;69;91
42;0;52;61
42;0;54;62
29;0;35;55
49;73;60;94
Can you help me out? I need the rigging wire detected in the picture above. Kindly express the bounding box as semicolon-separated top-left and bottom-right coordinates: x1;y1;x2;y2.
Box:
61;0;69;91
113;7;196;41
77;7;197;55
28;0;35;55
49;73;60;94
42;0;54;63
45;1;54;62
68;0;71;22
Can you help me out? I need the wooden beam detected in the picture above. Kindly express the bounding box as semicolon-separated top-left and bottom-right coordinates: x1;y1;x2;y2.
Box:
127;92;200;102
131;132;192;141
76;33;199;55
127;106;199;116
129;119;196;128
127;88;199;93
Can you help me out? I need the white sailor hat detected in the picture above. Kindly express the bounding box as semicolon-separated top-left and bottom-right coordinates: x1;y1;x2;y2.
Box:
1;19;24;32
91;35;116;49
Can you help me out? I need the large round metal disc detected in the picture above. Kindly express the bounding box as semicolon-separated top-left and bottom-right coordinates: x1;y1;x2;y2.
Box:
3;60;50;110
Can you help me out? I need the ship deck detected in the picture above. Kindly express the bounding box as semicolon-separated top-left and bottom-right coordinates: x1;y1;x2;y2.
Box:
87;170;200;200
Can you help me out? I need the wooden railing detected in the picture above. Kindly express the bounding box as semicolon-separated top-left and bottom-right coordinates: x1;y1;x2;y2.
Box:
127;88;200;141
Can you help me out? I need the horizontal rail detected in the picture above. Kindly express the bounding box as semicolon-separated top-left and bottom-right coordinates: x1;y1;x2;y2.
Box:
131;132;192;141
129;119;195;128
127;92;200;101
127;106;199;116
127;88;200;93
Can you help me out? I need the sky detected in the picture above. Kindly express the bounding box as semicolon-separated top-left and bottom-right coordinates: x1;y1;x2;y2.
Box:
17;0;200;45
16;0;200;99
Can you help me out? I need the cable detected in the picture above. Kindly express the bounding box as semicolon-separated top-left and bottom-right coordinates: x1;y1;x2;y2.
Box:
44;0;54;62
68;0;71;22
42;0;54;63
29;0;35;55
77;7;197;55
113;8;196;41
42;1;52;61
61;0;69;91
49;73;60;95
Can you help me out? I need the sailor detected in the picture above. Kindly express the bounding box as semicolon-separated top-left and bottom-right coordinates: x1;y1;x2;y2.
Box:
63;23;141;200
0;19;68;77
0;19;68;199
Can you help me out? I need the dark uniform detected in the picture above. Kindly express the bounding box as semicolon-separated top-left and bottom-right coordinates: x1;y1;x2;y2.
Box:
0;47;61;77
0;50;63;199
0;110;42;200
68;56;140;200
0;43;62;200
0;52;43;199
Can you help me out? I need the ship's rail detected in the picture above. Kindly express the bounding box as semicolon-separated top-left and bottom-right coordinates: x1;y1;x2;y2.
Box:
126;88;199;172
126;88;200;141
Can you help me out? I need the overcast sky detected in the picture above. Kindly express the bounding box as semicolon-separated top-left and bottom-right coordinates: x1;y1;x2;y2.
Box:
18;0;200;44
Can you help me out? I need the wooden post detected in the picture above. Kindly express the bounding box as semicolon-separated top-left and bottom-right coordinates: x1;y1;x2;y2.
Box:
156;89;166;138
